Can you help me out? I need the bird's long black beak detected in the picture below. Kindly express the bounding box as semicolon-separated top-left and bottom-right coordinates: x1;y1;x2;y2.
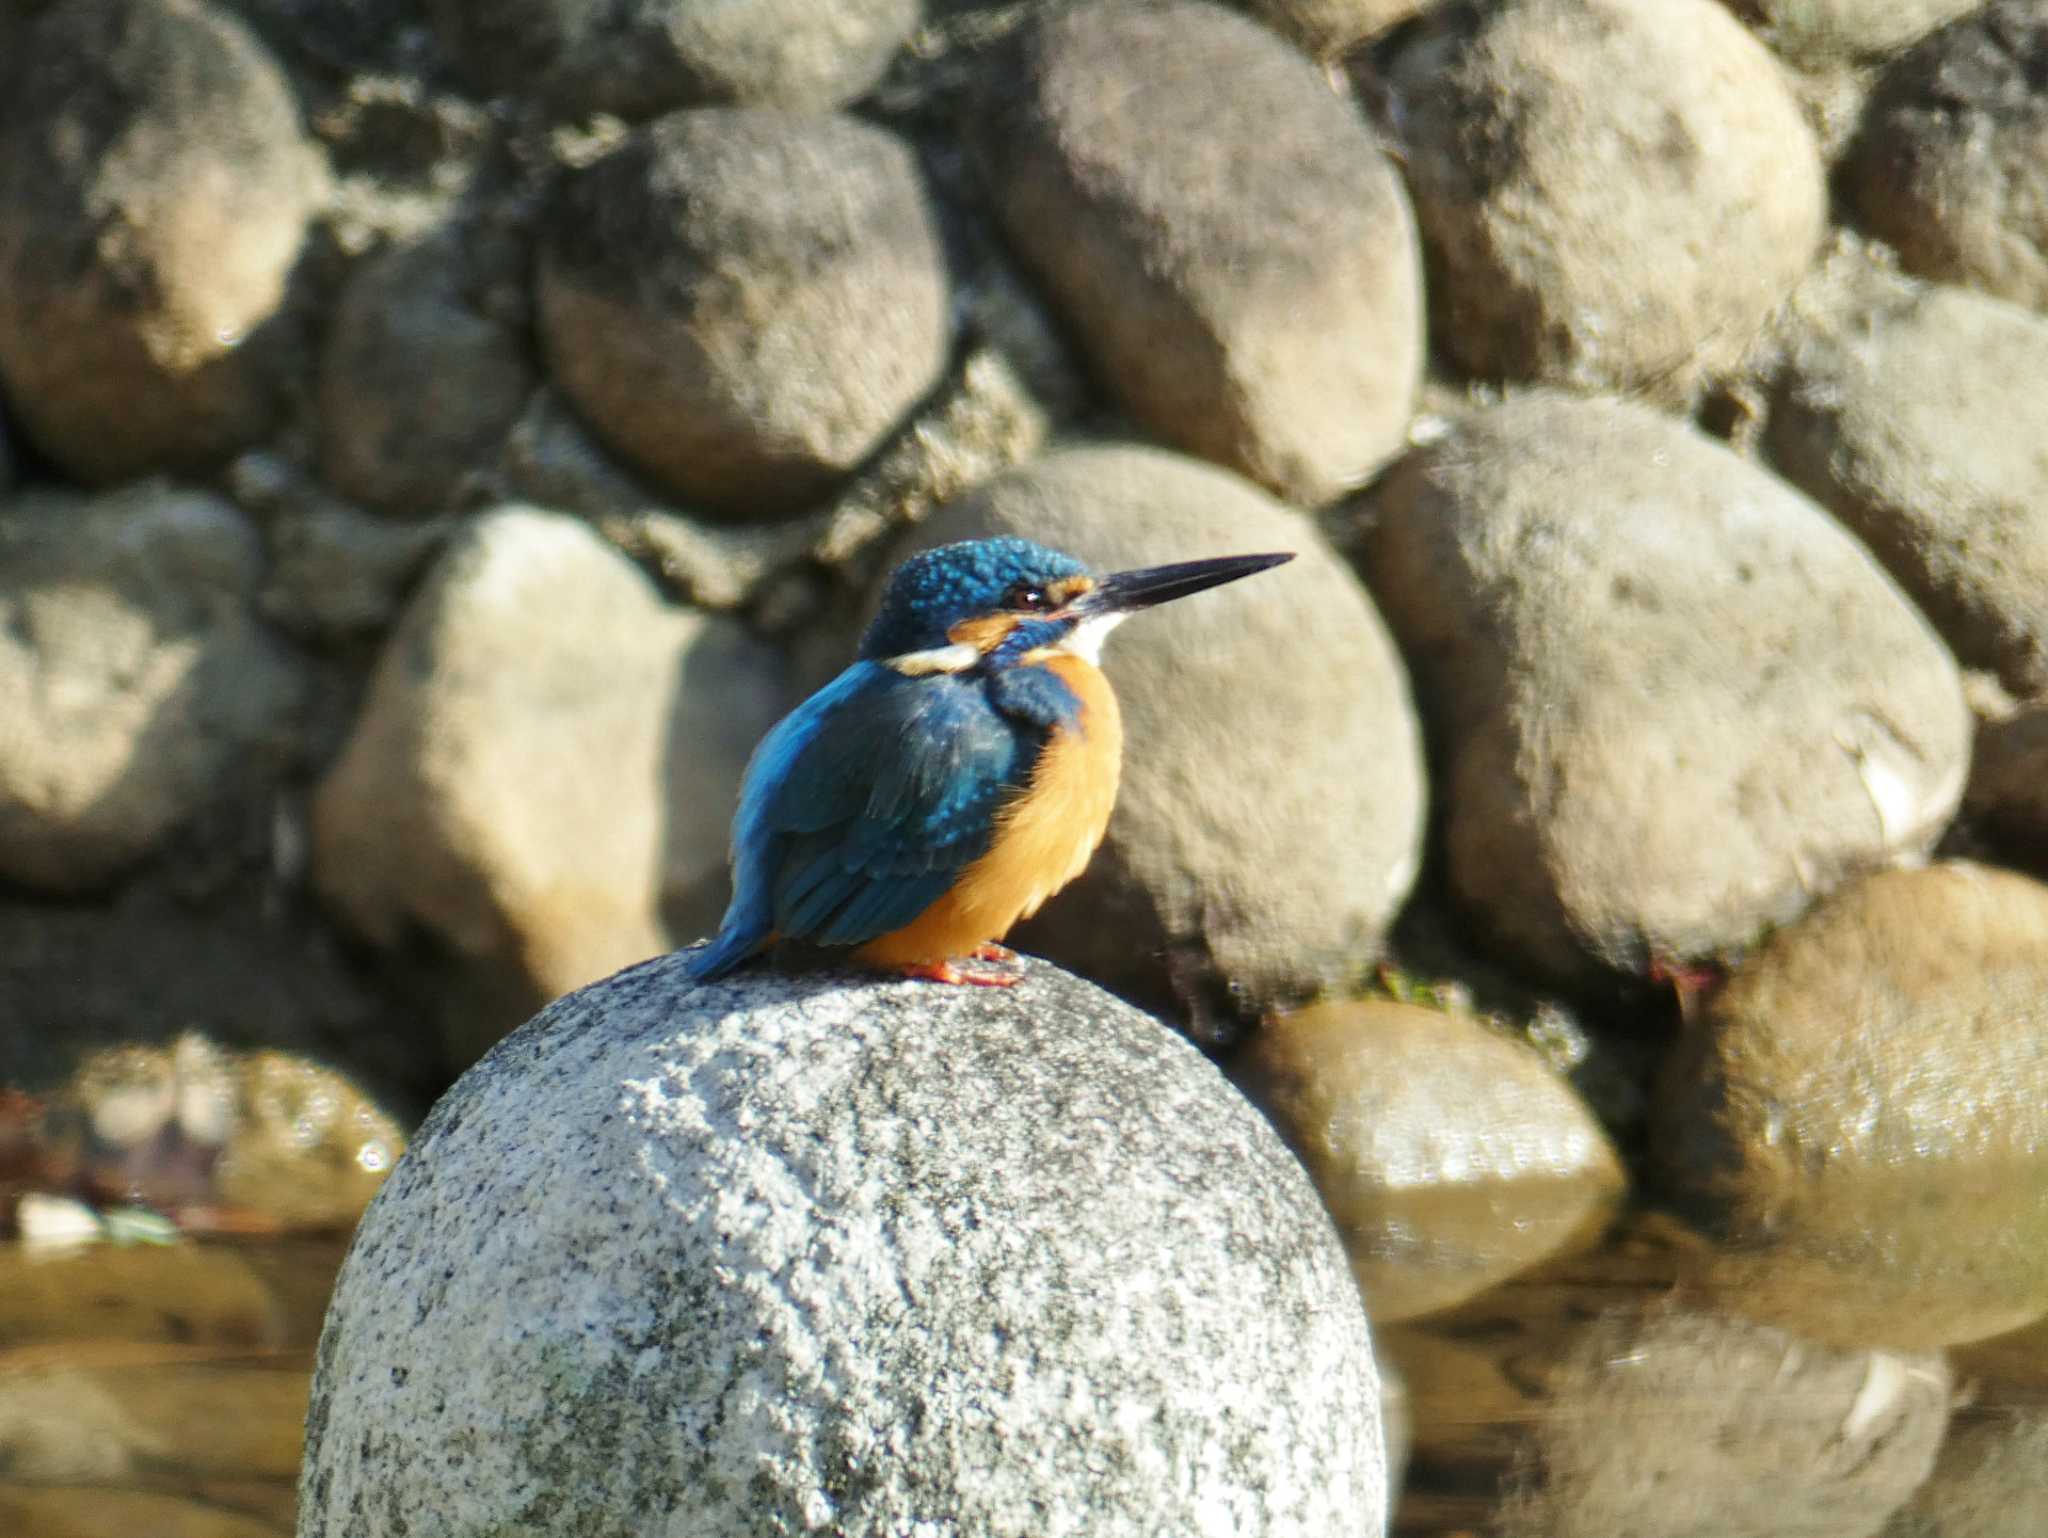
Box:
1071;551;1294;616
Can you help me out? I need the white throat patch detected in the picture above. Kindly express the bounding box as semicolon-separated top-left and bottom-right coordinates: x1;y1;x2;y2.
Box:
1060;611;1126;665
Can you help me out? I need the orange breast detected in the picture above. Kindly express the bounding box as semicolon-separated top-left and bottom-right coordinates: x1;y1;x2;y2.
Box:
856;656;1124;968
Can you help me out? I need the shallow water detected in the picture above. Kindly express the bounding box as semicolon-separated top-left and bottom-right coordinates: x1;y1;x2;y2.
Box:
8;1204;2044;1535
0;1236;346;1538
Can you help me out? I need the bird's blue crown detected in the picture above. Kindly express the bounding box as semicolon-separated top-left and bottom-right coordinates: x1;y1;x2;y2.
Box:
860;537;1089;658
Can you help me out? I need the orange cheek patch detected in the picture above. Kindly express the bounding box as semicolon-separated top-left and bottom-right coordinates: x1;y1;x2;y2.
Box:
1047;575;1094;607
948;613;1020;653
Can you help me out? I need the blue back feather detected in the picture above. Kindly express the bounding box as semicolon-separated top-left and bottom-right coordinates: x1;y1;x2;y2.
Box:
685;657;1083;977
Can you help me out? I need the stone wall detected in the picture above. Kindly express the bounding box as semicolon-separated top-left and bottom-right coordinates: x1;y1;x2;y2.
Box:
5;1;2048;1531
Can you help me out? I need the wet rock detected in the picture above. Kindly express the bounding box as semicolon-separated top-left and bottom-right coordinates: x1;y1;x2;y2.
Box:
1951;1313;2048;1400
974;0;1423;505
1657;862;2048;1350
430;0;920;119
900;444;1426;1037
214;1052;404;1230
1767;281;2048;695
0;0;322;483
1849;4;2048;311
300;957;1385;1536
1246;0;1439;56
41;1032;405;1232
0;486;306;894
318;231;534;517
1346;391;1970;985
1387;0;1824;399
0;1242;285;1350
311;507;787;1062
1737;0;1980;66
1966;698;2048;863
0;1360;308;1490
538;108;949;518
1239;999;1624;1321
1498;1305;1949;1538
1883;1409;2048;1538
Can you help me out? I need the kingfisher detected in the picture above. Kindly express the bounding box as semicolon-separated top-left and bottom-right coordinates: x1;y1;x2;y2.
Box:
686;536;1292;986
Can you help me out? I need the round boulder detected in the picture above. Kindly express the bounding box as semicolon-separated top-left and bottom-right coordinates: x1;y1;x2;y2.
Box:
1346;391;1970;985
0;486;306;894
311;507;787;1064
319;231;534;518
297;957;1387;1537
899;444;1427;1039
537;108;950;518
0;0;321;483
1245;0;1441;56
1387;0;1824;399
1498;1306;1949;1538
1767;281;2048;695
973;0;1423;506
1849;3;2048;311
1239;999;1624;1321
430;0;919;119
1656;862;2048;1350
1736;0;1979;66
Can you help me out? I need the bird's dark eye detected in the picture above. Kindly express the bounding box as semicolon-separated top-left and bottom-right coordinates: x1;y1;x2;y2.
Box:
1004;582;1051;612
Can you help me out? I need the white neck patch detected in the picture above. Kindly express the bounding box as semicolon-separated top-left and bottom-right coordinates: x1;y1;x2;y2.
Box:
883;642;980;676
1059;612;1126;666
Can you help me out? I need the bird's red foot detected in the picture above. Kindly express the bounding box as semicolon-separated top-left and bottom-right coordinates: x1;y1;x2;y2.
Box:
896;957;1023;988
971;942;1019;965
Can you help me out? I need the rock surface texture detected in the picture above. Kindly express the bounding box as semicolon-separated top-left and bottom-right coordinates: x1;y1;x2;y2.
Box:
1656;862;2048;1350
1850;3;2048;311
537;108;950;518
0;0;321;483
902;444;1426;1036
0;486;305;893
974;0;1424;504
1738;0;1979;65
1349;391;1970;984
1499;1306;1950;1538
318;231;534;517
430;0;920;119
1768;281;2048;695
298;957;1387;1537
1241;1000;1624;1321
1388;0;1824;399
311;507;785;1060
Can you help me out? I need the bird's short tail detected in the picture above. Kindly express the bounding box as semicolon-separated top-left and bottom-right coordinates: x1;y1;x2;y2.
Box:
682;902;771;981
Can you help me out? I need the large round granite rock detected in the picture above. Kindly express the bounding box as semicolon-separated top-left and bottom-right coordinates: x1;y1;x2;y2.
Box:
297;955;1387;1537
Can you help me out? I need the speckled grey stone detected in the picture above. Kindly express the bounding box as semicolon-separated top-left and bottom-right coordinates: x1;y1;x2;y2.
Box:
298;955;1387;1537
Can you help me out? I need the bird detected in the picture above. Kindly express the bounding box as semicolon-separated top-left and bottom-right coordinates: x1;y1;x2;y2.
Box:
686;535;1293;986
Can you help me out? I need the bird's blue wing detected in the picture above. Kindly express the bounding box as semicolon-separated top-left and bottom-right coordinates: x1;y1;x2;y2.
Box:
687;661;1040;975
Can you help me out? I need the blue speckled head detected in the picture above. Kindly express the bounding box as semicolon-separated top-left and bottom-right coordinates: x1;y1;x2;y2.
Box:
860;538;1091;658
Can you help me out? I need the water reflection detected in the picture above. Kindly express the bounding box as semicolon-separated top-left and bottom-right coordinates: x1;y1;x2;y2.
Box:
0;1237;346;1537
